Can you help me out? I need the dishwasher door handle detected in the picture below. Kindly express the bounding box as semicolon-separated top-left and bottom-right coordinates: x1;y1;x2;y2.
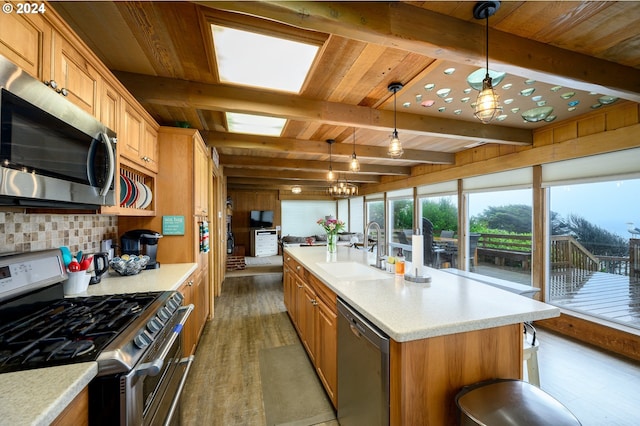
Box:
349;323;361;338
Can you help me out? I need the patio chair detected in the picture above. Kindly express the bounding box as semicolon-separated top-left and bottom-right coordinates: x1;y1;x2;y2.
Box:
440;230;454;239
422;218;446;268
469;233;481;271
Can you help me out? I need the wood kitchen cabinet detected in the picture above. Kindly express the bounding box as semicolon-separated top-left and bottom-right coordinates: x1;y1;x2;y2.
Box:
178;272;197;356
119;126;212;352
283;254;338;407
49;30;100;116
120;100;159;173
1;3;159;216
0;6;51;80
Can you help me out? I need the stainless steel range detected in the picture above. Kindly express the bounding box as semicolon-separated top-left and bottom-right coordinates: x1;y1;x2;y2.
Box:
0;249;194;425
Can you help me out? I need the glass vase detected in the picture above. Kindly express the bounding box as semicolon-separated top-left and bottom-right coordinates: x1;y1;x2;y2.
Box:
327;233;338;254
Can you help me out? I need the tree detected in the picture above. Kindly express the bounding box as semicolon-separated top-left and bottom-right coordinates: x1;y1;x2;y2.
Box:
564;214;628;256
472;204;532;233
422;198;458;232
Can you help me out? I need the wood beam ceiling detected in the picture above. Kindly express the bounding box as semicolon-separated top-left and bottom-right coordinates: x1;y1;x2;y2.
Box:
207;132;454;164
115;71;532;145
199;1;640;103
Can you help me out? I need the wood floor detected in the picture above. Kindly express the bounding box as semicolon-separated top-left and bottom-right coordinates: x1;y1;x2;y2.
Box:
181;271;640;426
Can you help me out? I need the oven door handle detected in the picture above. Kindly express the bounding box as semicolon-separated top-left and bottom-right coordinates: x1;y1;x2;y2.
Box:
163;355;195;426
135;304;194;377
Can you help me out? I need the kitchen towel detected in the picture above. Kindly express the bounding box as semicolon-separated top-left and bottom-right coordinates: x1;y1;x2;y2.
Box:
199;221;209;253
412;233;424;276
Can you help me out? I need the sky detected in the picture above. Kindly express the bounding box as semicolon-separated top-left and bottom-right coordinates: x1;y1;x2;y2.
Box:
467;178;640;238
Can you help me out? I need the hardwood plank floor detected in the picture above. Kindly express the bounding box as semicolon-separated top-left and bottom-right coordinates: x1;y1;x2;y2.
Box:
181;271;640;425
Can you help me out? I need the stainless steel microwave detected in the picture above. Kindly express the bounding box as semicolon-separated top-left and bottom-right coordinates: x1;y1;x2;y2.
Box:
0;54;116;209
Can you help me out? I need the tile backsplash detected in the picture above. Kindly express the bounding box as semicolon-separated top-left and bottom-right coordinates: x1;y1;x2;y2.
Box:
0;212;118;255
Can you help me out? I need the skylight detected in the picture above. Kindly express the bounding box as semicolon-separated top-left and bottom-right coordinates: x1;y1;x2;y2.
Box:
212;24;319;93
226;112;287;136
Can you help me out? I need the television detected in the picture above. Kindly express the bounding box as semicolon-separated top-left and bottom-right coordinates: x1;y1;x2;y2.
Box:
250;210;274;228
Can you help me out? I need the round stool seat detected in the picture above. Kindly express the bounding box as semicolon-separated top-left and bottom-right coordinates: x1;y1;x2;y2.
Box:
456;379;581;425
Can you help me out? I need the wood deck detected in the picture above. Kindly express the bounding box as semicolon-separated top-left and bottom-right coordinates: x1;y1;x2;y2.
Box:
468;262;640;330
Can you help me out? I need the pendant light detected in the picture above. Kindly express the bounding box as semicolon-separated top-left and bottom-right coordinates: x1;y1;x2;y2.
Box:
349;128;360;172
326;139;335;182
473;1;501;124
387;82;404;158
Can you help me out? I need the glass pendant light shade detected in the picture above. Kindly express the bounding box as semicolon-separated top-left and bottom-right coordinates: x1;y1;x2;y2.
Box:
473;1;501;125
349;154;360;172
349;128;360;172
388;130;404;158
474;74;500;124
387;82;404;158
326;139;336;182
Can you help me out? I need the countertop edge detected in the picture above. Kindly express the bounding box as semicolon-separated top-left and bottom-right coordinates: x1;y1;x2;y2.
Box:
285;246;560;342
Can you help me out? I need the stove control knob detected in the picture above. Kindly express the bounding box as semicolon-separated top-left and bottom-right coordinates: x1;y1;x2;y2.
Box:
134;331;151;348
147;317;163;334
166;299;179;313
158;307;171;321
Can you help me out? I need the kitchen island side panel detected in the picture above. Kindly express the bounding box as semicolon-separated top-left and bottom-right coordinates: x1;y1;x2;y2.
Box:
389;323;522;426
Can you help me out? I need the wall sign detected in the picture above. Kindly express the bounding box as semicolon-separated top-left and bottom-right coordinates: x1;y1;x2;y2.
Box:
162;215;185;235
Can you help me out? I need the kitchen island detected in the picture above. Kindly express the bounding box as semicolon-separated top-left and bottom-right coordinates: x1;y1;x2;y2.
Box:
284;245;559;425
0;263;197;426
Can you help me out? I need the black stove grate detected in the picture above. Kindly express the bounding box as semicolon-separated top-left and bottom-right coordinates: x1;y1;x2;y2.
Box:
0;292;161;374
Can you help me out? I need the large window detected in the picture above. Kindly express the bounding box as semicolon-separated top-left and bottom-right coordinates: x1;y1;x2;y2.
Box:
388;190;413;261
546;178;640;329
365;197;385;253
463;169;533;283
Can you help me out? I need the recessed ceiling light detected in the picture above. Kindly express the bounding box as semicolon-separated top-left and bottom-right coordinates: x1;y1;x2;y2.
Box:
212;24;318;93
226;112;286;136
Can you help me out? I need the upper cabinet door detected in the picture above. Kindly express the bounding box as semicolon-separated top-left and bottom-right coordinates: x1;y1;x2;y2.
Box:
0;10;51;80
49;31;100;116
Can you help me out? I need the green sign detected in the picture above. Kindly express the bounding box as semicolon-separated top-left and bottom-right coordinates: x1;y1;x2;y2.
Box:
162;216;185;235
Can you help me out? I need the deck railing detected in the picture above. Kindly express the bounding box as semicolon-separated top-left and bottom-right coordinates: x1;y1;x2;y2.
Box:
550;235;599;272
631;239;640;282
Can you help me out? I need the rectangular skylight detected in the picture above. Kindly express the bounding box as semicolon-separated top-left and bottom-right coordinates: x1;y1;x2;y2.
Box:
212;24;319;93
226;112;286;136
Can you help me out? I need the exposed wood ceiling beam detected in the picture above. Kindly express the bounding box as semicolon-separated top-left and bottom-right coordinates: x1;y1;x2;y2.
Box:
206;131;454;164
199;1;640;102
223;168;380;183
115;71;532;145
219;155;411;176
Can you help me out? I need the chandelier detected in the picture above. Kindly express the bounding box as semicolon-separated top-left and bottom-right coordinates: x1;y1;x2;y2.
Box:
328;175;358;198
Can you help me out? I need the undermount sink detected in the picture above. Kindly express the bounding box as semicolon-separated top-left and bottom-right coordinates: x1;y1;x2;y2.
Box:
315;261;392;281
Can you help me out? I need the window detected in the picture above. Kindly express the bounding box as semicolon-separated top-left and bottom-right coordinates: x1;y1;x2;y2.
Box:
546;178;640;330
419;195;458;268
388;190;413;261
365;198;385;252
463;169;533;283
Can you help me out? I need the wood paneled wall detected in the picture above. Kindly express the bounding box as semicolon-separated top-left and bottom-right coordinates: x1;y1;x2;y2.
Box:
227;189;280;250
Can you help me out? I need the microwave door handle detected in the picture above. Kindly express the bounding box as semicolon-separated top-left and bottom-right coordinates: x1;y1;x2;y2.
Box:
99;132;115;197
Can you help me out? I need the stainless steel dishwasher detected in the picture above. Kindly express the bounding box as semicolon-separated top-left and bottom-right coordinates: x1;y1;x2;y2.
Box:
337;297;390;426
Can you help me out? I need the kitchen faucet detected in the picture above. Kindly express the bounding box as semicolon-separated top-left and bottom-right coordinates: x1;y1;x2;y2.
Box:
364;221;385;269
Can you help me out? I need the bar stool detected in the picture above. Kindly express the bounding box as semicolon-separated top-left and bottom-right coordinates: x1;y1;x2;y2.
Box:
456;379;581;425
523;321;540;387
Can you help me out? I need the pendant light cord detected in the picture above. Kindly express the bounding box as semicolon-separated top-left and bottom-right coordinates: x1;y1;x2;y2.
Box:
485;13;489;77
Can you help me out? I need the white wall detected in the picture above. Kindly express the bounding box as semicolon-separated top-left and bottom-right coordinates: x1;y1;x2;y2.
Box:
281;200;337;237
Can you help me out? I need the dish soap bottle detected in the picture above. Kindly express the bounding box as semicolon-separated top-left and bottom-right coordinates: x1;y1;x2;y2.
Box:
395;248;405;276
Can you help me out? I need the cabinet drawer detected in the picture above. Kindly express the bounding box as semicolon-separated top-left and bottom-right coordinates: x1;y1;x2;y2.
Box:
307;273;337;313
284;254;306;279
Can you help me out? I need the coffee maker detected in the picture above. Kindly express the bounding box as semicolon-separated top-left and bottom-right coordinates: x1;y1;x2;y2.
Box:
120;229;163;269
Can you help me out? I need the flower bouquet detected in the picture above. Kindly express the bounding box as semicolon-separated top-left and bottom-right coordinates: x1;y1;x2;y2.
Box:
317;217;345;253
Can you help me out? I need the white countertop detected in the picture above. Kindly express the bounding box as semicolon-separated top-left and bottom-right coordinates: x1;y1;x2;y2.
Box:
285;246;560;342
0;263;197;426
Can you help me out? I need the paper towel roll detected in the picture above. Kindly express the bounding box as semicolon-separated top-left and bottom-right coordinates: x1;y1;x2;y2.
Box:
412;234;424;276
